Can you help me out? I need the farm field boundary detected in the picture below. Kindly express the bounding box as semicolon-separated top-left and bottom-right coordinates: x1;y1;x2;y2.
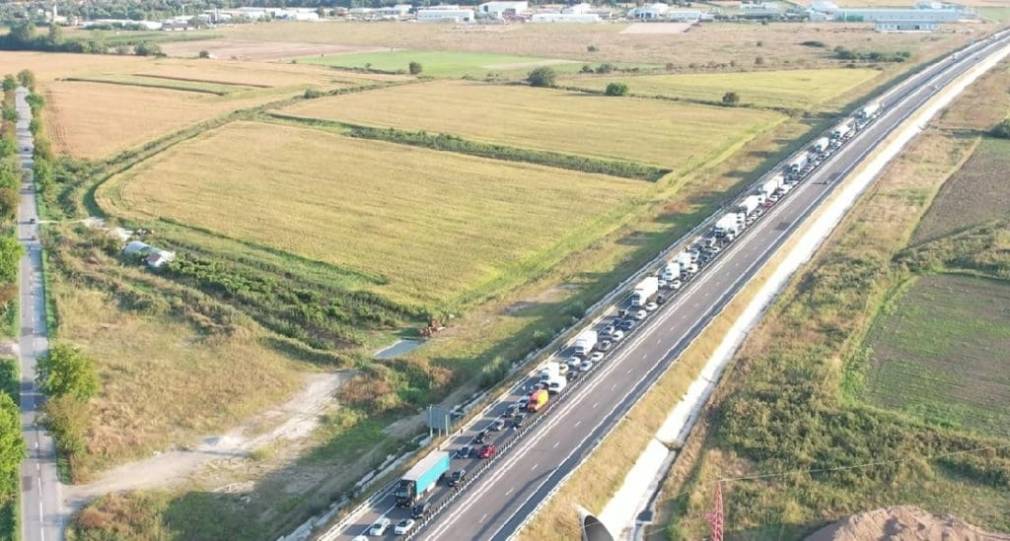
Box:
265;112;668;182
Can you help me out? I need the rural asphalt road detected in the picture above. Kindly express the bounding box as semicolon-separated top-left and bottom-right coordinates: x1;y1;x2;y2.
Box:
326;30;1010;541
16;86;64;541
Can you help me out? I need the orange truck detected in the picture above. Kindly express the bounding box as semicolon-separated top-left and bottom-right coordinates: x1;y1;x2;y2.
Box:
527;389;549;413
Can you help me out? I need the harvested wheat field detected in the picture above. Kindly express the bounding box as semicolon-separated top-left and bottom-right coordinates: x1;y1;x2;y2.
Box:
561;68;882;111
282;79;784;172
98;121;648;308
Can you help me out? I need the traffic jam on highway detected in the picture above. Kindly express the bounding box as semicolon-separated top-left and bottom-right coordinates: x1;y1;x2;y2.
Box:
350;100;885;540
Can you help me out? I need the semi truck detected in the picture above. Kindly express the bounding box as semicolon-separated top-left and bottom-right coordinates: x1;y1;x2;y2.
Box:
395;451;451;506
573;331;598;357
739;194;762;215
831;118;855;140
714;213;743;238
661;261;681;281
675;251;693;267
786;154;808;177
858;101;881;122
528;389;549;412
538;361;561;382
760;173;784;198
811;136;831;154
631;276;659;307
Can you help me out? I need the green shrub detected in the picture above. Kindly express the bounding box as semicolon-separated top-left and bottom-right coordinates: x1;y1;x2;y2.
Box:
604;82;629;97
527;67;557;88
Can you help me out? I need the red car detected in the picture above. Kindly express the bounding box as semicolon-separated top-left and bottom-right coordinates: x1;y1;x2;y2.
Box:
478;444;496;459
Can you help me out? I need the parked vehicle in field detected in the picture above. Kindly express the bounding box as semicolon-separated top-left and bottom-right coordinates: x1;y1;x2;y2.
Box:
369;517;391;535
395;451;451;506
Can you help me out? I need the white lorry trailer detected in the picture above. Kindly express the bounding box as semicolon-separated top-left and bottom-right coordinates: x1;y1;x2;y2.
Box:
738;194;762;216
573;330;598;356
631;276;659;307
831;117;855;140
661;261;681;281
811;136;831;154
858;101;881;122
714;212;744;238
760;173;785;198
787;154;808;177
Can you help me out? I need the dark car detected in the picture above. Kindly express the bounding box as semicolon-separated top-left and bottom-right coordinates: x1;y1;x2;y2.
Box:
474;431;488;445
478;444;496;459
512;413;526;429
598;340;613;352
489;418;506;432
505;403;519;417
656;294;666;305
617;308;629;319
455;446;471;459
446;470;466;488
411;502;429;518
619;319;635;331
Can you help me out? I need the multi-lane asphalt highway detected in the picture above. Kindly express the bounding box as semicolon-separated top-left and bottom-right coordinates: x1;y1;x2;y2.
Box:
16;86;64;541
324;30;1010;541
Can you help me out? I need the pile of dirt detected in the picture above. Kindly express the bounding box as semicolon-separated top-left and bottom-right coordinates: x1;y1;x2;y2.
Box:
807;506;1010;541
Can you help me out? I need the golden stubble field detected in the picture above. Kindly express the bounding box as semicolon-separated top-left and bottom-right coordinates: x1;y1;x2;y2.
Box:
560;67;882;111
19;53;399;160
208;20;983;66
282;79;785;171
98;121;649;308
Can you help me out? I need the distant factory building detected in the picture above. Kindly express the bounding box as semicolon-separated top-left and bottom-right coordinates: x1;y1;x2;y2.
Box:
531;12;602;22
478;1;529;18
417;5;476;22
810;0;975;26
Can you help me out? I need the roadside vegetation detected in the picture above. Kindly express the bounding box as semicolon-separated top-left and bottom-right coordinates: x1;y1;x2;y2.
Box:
655;60;1010;540
0;357;23;541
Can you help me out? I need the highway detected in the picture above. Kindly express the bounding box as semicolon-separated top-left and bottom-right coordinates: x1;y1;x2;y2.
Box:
16;86;64;541
322;30;1010;541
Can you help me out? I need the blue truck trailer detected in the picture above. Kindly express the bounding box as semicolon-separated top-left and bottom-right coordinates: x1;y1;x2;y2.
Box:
395;450;451;506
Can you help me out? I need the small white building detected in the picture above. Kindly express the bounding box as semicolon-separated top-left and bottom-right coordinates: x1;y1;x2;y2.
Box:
532;12;602;22
629;3;670;20
417;6;475;22
478;1;529;18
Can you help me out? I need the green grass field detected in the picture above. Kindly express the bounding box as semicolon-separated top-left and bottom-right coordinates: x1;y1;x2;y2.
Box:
863;274;1010;437
97;121;647;309
912;138;1010;244
560;68;882;111
296;49;580;77
282;79;784;172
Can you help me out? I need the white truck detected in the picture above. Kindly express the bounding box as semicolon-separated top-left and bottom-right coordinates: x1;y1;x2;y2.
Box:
760;173;785;198
831;117;855;140
661;261;681;281
787;154;808;177
631;276;659;307
811;136;831;154
546;375;567;394
858;101;881;122
739;194;763;216
714;212;743;239
573;331;598;356
538;360;561;382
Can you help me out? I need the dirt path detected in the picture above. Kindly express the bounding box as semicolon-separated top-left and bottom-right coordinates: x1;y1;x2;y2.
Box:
65;371;350;509
806;506;1010;541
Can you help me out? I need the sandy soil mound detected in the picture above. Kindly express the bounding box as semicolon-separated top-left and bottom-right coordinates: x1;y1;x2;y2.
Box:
807;505;1010;541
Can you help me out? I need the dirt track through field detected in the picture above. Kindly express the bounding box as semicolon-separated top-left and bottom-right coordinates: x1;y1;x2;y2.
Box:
161;39;388;61
64;371;350;509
